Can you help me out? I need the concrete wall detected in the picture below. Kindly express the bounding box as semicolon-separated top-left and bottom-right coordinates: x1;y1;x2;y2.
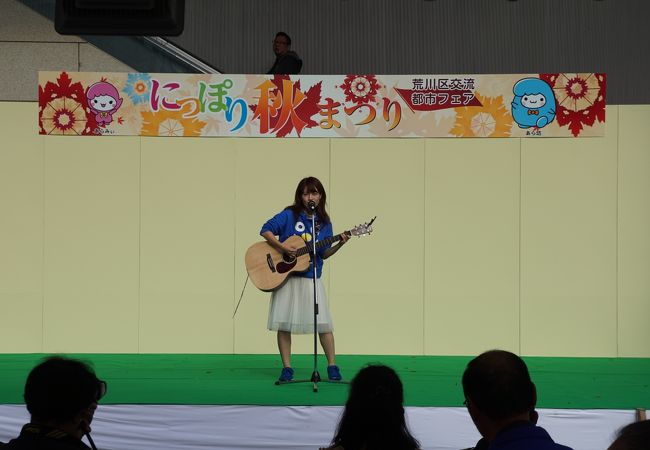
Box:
4;0;649;104
0;0;132;101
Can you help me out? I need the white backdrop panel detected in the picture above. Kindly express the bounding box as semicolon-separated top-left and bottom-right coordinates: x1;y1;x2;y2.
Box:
0;405;633;450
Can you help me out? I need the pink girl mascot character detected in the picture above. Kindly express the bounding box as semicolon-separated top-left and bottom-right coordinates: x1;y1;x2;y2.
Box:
86;81;123;127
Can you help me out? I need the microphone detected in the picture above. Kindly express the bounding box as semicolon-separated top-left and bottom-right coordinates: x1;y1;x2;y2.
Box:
307;200;316;211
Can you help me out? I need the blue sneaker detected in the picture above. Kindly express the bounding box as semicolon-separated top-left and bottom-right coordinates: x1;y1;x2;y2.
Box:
278;367;294;382
327;365;342;381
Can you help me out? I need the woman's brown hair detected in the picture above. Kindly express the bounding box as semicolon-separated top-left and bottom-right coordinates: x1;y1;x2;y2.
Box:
285;176;331;224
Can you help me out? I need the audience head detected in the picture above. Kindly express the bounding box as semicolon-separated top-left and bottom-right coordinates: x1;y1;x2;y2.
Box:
273;32;292;56
331;364;419;450
462;350;536;439
24;356;106;438
608;420;650;450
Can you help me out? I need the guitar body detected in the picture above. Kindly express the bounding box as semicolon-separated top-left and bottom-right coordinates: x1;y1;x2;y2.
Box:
245;235;311;292
245;217;375;293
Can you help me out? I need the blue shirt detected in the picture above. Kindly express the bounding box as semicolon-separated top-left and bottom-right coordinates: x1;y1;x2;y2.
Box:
489;422;573;450
260;209;333;279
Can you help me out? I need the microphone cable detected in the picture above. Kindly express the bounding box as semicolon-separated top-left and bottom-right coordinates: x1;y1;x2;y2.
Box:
232;274;249;318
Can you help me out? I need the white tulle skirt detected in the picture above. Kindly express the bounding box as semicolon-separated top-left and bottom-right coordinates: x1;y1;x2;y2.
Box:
267;276;333;334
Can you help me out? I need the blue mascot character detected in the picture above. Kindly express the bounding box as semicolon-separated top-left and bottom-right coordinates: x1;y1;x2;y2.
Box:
511;78;556;129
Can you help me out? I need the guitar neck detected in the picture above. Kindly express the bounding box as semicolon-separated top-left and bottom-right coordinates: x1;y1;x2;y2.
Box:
296;231;349;257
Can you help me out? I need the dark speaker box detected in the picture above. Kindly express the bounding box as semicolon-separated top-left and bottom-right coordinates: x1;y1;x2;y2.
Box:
54;0;185;36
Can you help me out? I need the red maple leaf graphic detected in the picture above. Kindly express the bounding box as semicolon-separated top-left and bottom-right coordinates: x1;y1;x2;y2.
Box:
117;116;124;125
250;75;322;137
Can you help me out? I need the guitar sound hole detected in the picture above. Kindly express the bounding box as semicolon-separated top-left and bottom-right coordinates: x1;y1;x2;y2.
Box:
283;253;296;263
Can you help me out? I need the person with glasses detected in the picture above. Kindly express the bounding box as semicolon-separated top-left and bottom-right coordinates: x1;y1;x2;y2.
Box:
267;31;302;74
461;350;573;450
4;356;107;450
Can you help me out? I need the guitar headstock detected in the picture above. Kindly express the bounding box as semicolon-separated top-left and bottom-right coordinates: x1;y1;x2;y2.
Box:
348;216;376;238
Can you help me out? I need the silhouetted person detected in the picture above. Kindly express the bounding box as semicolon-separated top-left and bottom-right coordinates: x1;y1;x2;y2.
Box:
321;364;420;450
267;32;302;74
4;356;106;450
608;420;650;450
462;350;573;450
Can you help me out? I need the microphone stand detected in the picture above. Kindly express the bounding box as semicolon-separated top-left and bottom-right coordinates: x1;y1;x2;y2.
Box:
308;210;321;391
276;203;347;392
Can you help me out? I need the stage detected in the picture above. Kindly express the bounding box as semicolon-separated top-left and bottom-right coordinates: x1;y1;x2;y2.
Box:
0;354;648;449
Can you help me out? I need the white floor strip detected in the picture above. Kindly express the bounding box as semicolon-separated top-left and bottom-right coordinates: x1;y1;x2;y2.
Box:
0;405;634;450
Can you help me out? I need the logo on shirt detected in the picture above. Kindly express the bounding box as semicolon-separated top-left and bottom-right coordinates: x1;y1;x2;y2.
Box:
296;220;314;241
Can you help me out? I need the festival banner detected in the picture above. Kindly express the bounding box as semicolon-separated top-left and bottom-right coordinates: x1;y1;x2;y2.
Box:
38;72;606;138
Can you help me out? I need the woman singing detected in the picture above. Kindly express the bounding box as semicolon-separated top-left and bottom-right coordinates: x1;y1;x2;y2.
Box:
260;176;349;382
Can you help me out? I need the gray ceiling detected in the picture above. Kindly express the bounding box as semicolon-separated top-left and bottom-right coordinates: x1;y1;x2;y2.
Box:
168;0;650;104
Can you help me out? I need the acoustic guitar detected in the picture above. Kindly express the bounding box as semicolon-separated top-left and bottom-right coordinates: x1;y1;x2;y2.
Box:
245;218;375;292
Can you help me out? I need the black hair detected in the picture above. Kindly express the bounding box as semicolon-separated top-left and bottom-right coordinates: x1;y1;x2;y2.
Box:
24;356;102;422
331;364;420;450
608;420;650;450
275;31;291;46
462;350;536;421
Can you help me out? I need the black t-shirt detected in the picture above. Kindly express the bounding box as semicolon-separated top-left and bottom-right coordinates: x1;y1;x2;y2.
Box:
267;51;303;74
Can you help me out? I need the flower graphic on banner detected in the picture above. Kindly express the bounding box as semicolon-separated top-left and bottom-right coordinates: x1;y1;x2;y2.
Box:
451;92;512;137
140;109;206;136
540;73;605;137
122;73;152;105
39;72;98;135
340;75;380;105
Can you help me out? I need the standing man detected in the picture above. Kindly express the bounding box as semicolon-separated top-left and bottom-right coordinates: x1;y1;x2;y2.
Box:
4;356;107;450
461;350;573;450
267;32;302;74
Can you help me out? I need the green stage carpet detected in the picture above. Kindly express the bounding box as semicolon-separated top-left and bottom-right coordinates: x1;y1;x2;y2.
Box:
0;354;648;409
